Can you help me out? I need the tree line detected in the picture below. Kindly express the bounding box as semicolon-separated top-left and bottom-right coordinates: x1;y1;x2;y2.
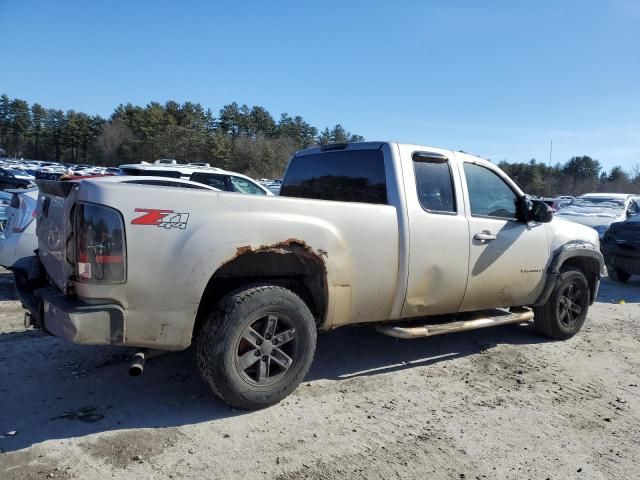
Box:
1;93;638;191
497;156;640;197
0;94;363;178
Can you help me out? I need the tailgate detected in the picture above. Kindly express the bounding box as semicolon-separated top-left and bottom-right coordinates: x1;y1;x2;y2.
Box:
35;180;79;293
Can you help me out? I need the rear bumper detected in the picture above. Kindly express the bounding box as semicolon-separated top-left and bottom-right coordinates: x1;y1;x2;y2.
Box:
39;287;125;344
12;256;125;345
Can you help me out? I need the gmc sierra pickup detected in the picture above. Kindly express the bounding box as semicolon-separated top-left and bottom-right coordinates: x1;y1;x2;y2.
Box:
13;142;604;409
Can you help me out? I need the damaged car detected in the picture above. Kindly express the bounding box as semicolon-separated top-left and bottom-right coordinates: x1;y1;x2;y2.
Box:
13;142;604;409
554;193;640;238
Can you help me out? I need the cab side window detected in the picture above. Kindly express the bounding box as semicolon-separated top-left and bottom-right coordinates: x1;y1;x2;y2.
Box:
463;163;517;219
412;153;456;213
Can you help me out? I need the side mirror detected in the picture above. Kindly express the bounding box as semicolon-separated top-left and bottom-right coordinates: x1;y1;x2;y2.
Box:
530;199;553;223
516;195;531;222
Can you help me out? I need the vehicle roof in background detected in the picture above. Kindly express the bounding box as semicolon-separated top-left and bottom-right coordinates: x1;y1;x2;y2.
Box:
578;193;634;200
84;175;220;190
119;163;224;174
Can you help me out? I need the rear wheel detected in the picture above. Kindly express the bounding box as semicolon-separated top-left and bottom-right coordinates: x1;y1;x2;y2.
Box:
196;285;317;409
533;267;590;340
608;267;630;283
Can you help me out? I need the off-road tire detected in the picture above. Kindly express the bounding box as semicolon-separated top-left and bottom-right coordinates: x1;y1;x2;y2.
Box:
608;267;631;283
532;266;590;340
196;285;317;409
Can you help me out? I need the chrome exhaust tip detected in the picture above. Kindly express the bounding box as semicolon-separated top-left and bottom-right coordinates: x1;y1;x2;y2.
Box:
128;352;146;376
128;349;169;376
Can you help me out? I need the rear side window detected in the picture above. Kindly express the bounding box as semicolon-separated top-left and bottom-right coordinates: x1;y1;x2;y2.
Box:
124;180;174;187
190;173;229;190
413;153;456;213
280;149;387;204
143;170;182;179
121;169;182;178
120;168;141;176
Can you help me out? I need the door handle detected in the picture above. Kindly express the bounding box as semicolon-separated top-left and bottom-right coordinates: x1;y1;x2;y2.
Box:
474;232;497;242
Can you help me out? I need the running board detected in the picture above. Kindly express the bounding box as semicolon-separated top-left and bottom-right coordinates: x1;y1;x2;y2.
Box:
375;308;534;339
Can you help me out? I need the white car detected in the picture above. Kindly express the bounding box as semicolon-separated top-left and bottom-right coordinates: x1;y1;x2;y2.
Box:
118;162;273;195
0;187;38;268
0;177;220;268
555;193;640;238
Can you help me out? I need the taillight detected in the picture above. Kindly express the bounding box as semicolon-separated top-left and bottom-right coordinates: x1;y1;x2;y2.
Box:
75;202;126;283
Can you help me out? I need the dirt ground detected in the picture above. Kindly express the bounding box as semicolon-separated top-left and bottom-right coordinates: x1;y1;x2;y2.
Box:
1;268;639;480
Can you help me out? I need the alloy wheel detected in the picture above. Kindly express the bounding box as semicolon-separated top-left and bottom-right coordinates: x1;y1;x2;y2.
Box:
235;314;297;386
557;282;585;328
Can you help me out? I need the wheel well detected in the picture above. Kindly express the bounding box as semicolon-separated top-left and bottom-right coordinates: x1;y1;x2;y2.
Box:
561;256;600;303
193;241;327;337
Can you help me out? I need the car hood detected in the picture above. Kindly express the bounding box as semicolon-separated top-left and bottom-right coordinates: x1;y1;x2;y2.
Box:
554;207;624;228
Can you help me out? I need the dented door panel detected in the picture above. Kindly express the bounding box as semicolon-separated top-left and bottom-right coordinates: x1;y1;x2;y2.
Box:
396;144;470;317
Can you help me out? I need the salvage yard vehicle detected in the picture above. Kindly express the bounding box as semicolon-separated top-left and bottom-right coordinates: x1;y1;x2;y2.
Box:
0;167;33;189
119;161;273;195
0;188;38;268
555;193;640;238
13;142;604;409
602;214;640;282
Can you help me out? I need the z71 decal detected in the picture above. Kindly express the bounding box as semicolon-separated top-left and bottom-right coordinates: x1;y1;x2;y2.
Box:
131;208;190;230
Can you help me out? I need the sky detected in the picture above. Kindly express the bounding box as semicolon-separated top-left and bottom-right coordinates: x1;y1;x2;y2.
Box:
1;0;639;171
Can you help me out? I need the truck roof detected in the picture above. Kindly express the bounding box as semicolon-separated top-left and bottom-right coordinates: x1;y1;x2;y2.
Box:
295;141;490;163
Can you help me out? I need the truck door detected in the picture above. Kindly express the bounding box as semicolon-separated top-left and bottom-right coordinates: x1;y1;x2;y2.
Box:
458;160;549;311
399;146;470;318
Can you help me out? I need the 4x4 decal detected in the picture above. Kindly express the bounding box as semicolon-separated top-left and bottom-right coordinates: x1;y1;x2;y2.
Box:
131;208;189;230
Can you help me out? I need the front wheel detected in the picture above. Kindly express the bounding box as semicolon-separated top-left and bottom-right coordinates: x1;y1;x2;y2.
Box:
533;267;590;340
196;285;317;409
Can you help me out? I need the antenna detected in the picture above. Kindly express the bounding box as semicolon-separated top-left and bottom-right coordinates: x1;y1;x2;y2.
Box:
546;139;553;196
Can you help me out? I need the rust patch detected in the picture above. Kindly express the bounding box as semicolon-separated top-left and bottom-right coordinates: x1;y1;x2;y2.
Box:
236;245;253;256
280;238;308;247
221;239;327;323
234;238;310;258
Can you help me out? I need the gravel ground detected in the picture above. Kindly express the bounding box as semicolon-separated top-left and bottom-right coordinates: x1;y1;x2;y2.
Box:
1;269;639;479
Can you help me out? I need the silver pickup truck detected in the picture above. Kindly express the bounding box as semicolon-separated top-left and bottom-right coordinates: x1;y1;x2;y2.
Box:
13;142;604;409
